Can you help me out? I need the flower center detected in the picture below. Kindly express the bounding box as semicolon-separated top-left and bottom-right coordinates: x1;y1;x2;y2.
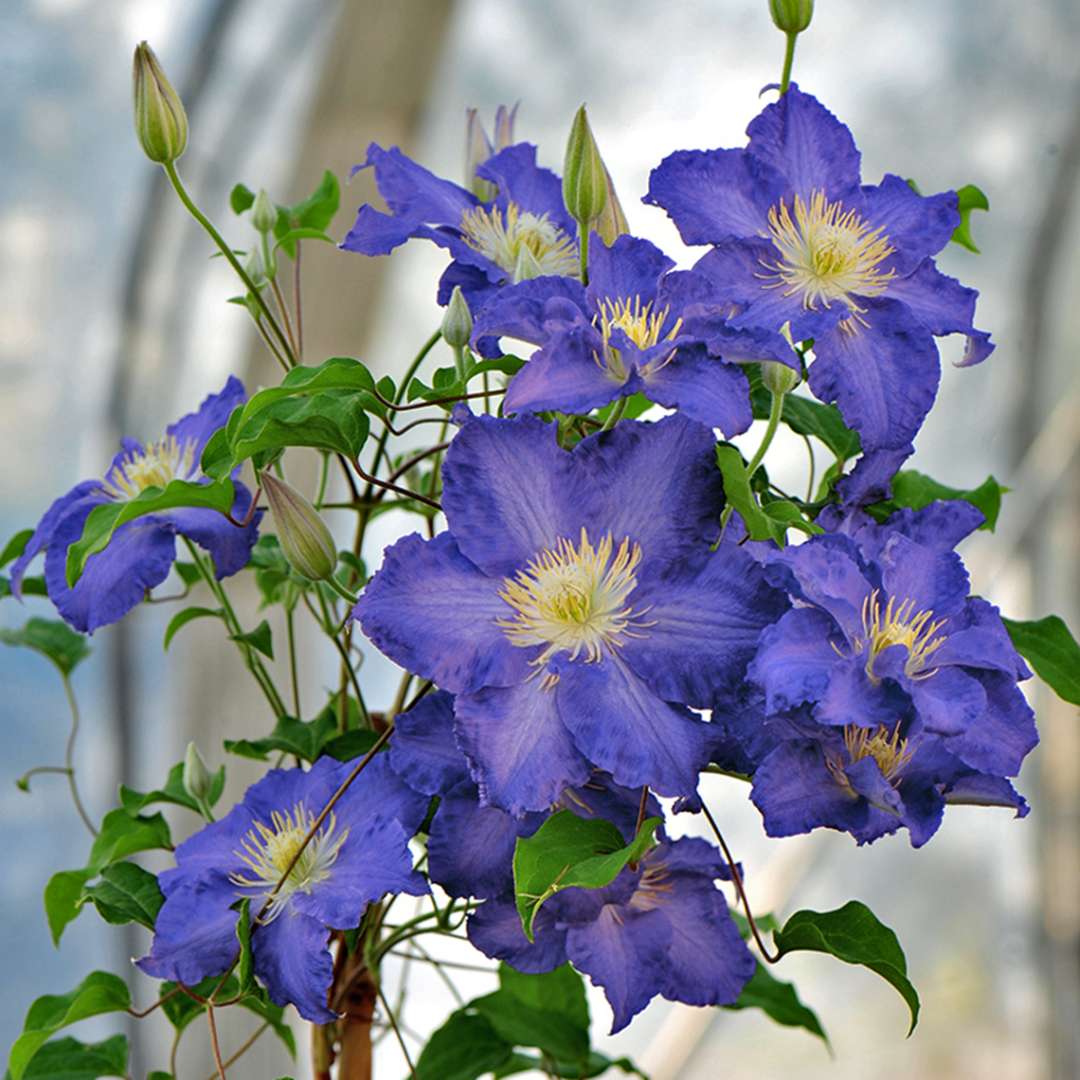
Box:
103;435;196;499
847;723;912;781
628;860;674;911
592;296;683;380
459;202;579;281
496;527;651;673
230;803;348;922
854;589;948;681
759;190;895;315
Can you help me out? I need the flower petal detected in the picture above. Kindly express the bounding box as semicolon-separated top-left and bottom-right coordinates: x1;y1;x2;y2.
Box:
166;376;247;460
166;482;260;579
472;275;588;347
504;331;625;417
467;896;568;973
479;143;575;235
586;235;672;309
253;908;336;1023
640;345;753;437
862;175;959;273
388;690;472;796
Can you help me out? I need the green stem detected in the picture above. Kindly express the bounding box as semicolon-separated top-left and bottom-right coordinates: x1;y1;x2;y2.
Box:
314;452;331;509
324;574;358;607
162;161;295;366
779;32;797;93
600;396;628;432
578;225;590;285
286;602;301;718
60;674;97;836
311;589;367;731
746;386;785;479
182;539;288;718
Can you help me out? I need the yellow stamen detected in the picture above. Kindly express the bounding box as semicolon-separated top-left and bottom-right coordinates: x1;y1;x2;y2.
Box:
591;296;683;380
103;434;196;499
496;527;652;672
230;803;348;923
854;589;948;681
759;190;896;315
460;202;578;281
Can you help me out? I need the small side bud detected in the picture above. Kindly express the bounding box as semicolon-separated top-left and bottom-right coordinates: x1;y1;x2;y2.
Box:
183;741;212;803
132;42;188;164
513;243;544;283
252;189;276;234
769;0;813;34
595;164;630;246
441;286;473;349
562;105;608;227
762;360;800;396
262;472;337;582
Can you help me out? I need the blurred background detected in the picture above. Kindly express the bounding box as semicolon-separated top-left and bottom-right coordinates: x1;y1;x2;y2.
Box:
2;0;1079;1076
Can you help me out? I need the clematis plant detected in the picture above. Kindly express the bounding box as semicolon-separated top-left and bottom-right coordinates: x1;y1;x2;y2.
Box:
3;12;1079;1080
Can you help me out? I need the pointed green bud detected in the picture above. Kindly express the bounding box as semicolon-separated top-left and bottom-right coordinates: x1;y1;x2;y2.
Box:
262;472;337;582
441;286;473;349
182;741;212;803
513;243;544;283
769;0;813;34
762;360;800;396
244;247;264;286
562;105;608;227
252;188;276;234
595;164;631;246
132;42;188;165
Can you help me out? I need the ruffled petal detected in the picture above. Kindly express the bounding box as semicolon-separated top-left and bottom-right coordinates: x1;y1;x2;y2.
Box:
745;85;862;201
877;531;970;619
467;896;568;973
622;543;788;705
166;482;260;579
479;143;575;236
906;666;987;737
814;654;910;729
808;298;940;451
471;275;588;347
944;773;1029;816
454;680;591;815
388;690;471;796
585;235;672;309
942;670;1038;777
931;598;1028;678
354;531;524;694
644;148;784;244
441;413;571;577
861;175;959;273
556;657;710;798
166;376;247;459
252;908;336;1023
639;345;753;437
503;331;625;416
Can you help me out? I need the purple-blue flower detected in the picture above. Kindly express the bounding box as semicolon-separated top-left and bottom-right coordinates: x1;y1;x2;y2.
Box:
745;500;1036;846
341;141;578;315
472;234;798;435
468;837;755;1032
10;377;259;633
137;754;429;1022
646;85;993;450
355;412;788;814
388;690;658;899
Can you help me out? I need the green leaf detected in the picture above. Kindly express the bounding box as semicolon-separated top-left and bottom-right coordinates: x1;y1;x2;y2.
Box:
493;1051;648;1079
873;470;1005;531
499;963;588;1031
43;870;92;946
715;446;775;541
725;963;828;1046
274;171;340;258
79;862;164;931
15;1034;128;1080
87;810;172;874
319;727;380;763
0;528;33;569
0;617;89;676
748;369;860;460
235;898;255;993
773;900;920;1034
230;618;274;660
172;560;202;587
163;605;223;650
951;183;989;254
250;535;295;607
8;972;131;1080
761;498;824;540
224;703;339;763
119;760;226;816
513;811;661;940
1003;614;1080;706
273;227;334;252
414;1011;512;1080
65;478;235;585
230;183;255;214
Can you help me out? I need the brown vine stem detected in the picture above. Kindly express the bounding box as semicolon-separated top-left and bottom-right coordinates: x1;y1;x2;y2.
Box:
206;1003;227;1079
202;1021;270;1080
700;801;780;964
349;456;442;512
377;982;417;1079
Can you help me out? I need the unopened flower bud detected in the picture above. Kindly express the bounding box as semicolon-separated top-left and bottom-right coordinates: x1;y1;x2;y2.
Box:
183;741;212;803
513;243;544;282
465;108;496;201
132;42;188;164
262;472;337;582
493;103;518;151
252;189;276;234
562;105;608;227
244;248;264;286
762;360;800;396
595;164;630;246
769;0;814;34
441;286;473;349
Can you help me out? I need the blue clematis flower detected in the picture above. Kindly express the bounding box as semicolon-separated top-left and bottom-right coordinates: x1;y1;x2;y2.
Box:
472;233;799;435
467;836;755;1033
10;377;260;633
341;140;579;316
355;412;788;814
388;690;658;899
646;85;993;450
745;500;1037;846
137;755;429;1022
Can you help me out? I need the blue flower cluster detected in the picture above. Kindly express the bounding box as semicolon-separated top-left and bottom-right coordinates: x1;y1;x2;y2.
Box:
15;85;1035;1032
